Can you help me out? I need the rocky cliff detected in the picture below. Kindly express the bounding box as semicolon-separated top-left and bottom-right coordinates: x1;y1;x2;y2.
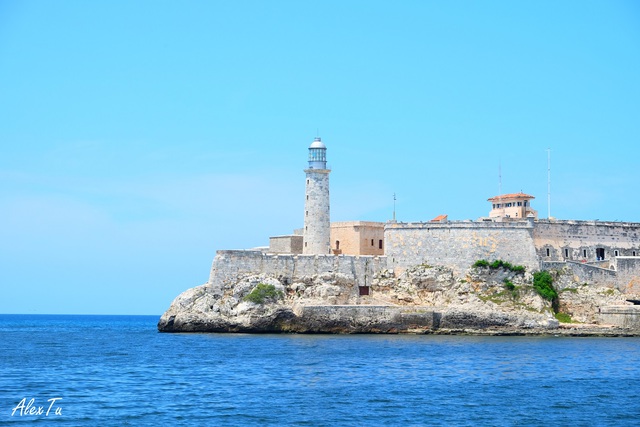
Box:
158;263;639;335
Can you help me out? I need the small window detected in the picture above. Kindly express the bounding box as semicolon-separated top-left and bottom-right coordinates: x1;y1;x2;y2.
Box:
614;250;619;257
371;239;374;246
379;240;383;249
565;249;569;258
546;248;550;257
634;251;637;256
335;240;340;250
583;249;587;258
305;242;307;247
306;195;309;200
306;179;309;185
359;286;370;296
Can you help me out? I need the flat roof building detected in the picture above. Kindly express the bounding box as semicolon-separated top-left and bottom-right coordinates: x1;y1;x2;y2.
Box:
488;192;538;220
331;221;384;256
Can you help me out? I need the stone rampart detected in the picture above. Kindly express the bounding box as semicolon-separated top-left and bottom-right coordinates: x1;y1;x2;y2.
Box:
208;250;387;290
613;257;640;293
542;261;618;289
534;220;640;262
384;221;538;275
598;306;640;329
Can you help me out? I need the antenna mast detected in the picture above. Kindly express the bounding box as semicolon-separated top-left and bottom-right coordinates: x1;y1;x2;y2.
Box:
393;193;396;222
547;148;551;219
499;160;504;217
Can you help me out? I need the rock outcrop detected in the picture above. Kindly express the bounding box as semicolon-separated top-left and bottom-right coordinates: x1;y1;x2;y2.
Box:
158;263;639;334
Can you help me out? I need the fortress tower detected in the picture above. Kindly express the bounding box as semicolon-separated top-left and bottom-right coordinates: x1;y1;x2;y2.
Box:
303;137;331;254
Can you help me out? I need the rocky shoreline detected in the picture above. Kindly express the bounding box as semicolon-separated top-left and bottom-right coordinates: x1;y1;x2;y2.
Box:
158;314;640;337
158;263;640;336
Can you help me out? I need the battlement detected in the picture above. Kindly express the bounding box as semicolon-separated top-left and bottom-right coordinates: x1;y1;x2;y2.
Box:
386;220;534;230
536;219;640;228
208;250;387;289
384;220;538;275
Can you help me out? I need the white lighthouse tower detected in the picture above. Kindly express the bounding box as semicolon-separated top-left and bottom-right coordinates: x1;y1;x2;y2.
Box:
303;137;331;254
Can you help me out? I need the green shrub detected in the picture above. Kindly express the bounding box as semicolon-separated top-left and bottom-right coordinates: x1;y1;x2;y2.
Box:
472;259;525;274
473;259;490;268
243;283;284;305
555;312;573;323
489;260;501;269
533;271;557;302
510;265;526;273
503;279;515;291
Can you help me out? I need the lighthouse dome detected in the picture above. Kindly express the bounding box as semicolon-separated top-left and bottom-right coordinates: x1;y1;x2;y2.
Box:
309;137;326;149
307;136;327;169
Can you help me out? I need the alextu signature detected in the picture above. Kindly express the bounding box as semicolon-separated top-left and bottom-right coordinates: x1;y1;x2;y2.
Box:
11;398;62;417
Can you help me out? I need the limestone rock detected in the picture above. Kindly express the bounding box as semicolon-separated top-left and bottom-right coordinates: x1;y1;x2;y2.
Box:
159;264;567;333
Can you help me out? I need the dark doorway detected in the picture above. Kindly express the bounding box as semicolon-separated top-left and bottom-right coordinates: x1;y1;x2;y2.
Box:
359;286;370;296
596;248;605;260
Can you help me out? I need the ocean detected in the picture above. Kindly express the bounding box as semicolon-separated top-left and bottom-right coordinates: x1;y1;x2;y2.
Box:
1;314;639;426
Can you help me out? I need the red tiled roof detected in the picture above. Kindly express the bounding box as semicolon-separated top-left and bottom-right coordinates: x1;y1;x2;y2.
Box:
487;192;535;202
431;214;448;222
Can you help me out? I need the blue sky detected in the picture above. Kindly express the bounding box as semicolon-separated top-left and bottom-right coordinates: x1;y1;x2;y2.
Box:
1;1;639;315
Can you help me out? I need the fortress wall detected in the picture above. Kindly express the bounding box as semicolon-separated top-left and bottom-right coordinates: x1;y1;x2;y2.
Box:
614;257;640;293
384;222;539;275
542;261;618;289
533;220;640;262
208;250;387;289
599;306;640;328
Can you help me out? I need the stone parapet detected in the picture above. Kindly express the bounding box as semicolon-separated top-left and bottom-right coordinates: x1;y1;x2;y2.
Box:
386;220;534;230
384;221;538;275
208;250;387;290
541;261;618;289
599;305;640;329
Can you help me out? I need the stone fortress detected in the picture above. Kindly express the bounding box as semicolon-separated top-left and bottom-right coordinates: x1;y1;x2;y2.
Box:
159;137;640;333
223;137;640;295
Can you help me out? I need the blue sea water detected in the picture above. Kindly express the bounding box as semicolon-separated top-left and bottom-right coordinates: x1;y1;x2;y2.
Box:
1;315;640;426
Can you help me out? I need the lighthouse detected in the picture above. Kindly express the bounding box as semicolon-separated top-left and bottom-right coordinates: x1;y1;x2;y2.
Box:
303;137;331;254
